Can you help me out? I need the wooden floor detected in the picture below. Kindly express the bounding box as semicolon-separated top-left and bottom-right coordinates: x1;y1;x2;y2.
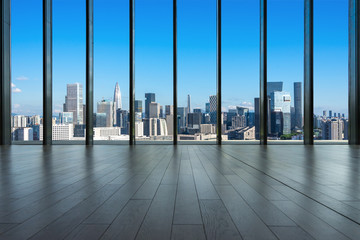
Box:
0;145;360;240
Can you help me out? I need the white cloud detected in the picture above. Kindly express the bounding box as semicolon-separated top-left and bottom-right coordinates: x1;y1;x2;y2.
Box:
12;88;22;93
16;76;29;81
11;83;16;88
13;104;20;108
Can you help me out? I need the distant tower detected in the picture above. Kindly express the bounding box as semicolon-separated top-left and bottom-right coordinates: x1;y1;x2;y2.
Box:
145;93;155;118
209;95;217;124
187;94;191;114
113;82;122;110
64;83;84;124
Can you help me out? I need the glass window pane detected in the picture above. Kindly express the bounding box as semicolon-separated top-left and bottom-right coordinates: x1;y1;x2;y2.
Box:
222;0;259;142
178;0;217;142
94;0;129;142
53;0;86;143
267;0;304;141
135;0;173;143
11;0;43;142
314;0;348;141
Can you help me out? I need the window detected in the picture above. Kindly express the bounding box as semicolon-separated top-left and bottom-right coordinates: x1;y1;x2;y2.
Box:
53;0;86;143
178;0;217;142
222;0;259;142
11;0;43;143
94;0;129;142
267;0;304;141
135;0;173;143
314;0;348;142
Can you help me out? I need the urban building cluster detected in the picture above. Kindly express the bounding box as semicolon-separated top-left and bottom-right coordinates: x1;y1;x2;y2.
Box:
11;81;348;141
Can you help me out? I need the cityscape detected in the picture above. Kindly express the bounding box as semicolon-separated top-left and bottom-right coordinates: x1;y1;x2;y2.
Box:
11;81;348;142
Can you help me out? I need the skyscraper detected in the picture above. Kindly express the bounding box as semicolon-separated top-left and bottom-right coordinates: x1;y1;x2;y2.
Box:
209;95;217;124
271;91;291;135
64;83;83;124
97;100;116;127
267;82;283;96
187;94;191;114
113;82;122;110
149;102;160;118
135;100;142;113
145;93;155;118
294;82;302;129
165;105;173;116
205;102;210;113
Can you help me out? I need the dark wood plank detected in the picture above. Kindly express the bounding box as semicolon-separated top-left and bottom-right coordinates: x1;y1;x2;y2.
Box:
199;199;242;240
173;160;202;224
64;224;108;240
171;225;206;240
100;200;151;240
271;200;349;240
270;227;315;240
215;185;277;240
225;174;296;226
135;184;177;240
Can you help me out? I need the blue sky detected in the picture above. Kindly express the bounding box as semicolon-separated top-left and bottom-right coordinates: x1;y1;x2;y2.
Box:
11;0;348;116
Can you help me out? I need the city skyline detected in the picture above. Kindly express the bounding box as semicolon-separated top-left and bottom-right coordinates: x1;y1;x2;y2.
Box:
11;0;348;117
11;80;348;141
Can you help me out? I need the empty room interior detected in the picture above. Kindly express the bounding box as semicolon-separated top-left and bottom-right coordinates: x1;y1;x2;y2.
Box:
1;0;360;239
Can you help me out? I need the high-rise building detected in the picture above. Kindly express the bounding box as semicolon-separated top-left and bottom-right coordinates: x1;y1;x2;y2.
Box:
29;115;41;126
144;118;158;137
232;115;247;129
205;102;210;113
135;100;143;122
267;82;283;96
165;114;173;135
209;95;217;124
329;110;332;118
160;106;164;118
177;107;186;129
97;100;116;127
271;91;291;135
165;105;173;116
135;100;142;113
12;115;27;128
157;119;168;136
64;83;84;124
321;119;343;140
294;82;302;129
13;128;33;141
59;112;73;124
187;112;202;129
149;102;160;118
74;124;86;137
52;124;74;141
135;121;144;137
145;93;155;118
116;109;129;134
94;113;107;127
113;82;122;110
32;125;43;141
323;110;327;117
187;94;191;114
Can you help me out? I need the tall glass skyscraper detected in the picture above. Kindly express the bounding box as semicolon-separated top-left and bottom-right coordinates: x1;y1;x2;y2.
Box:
63;83;83;124
145;93;155;118
113;82;122;110
271;91;291;135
